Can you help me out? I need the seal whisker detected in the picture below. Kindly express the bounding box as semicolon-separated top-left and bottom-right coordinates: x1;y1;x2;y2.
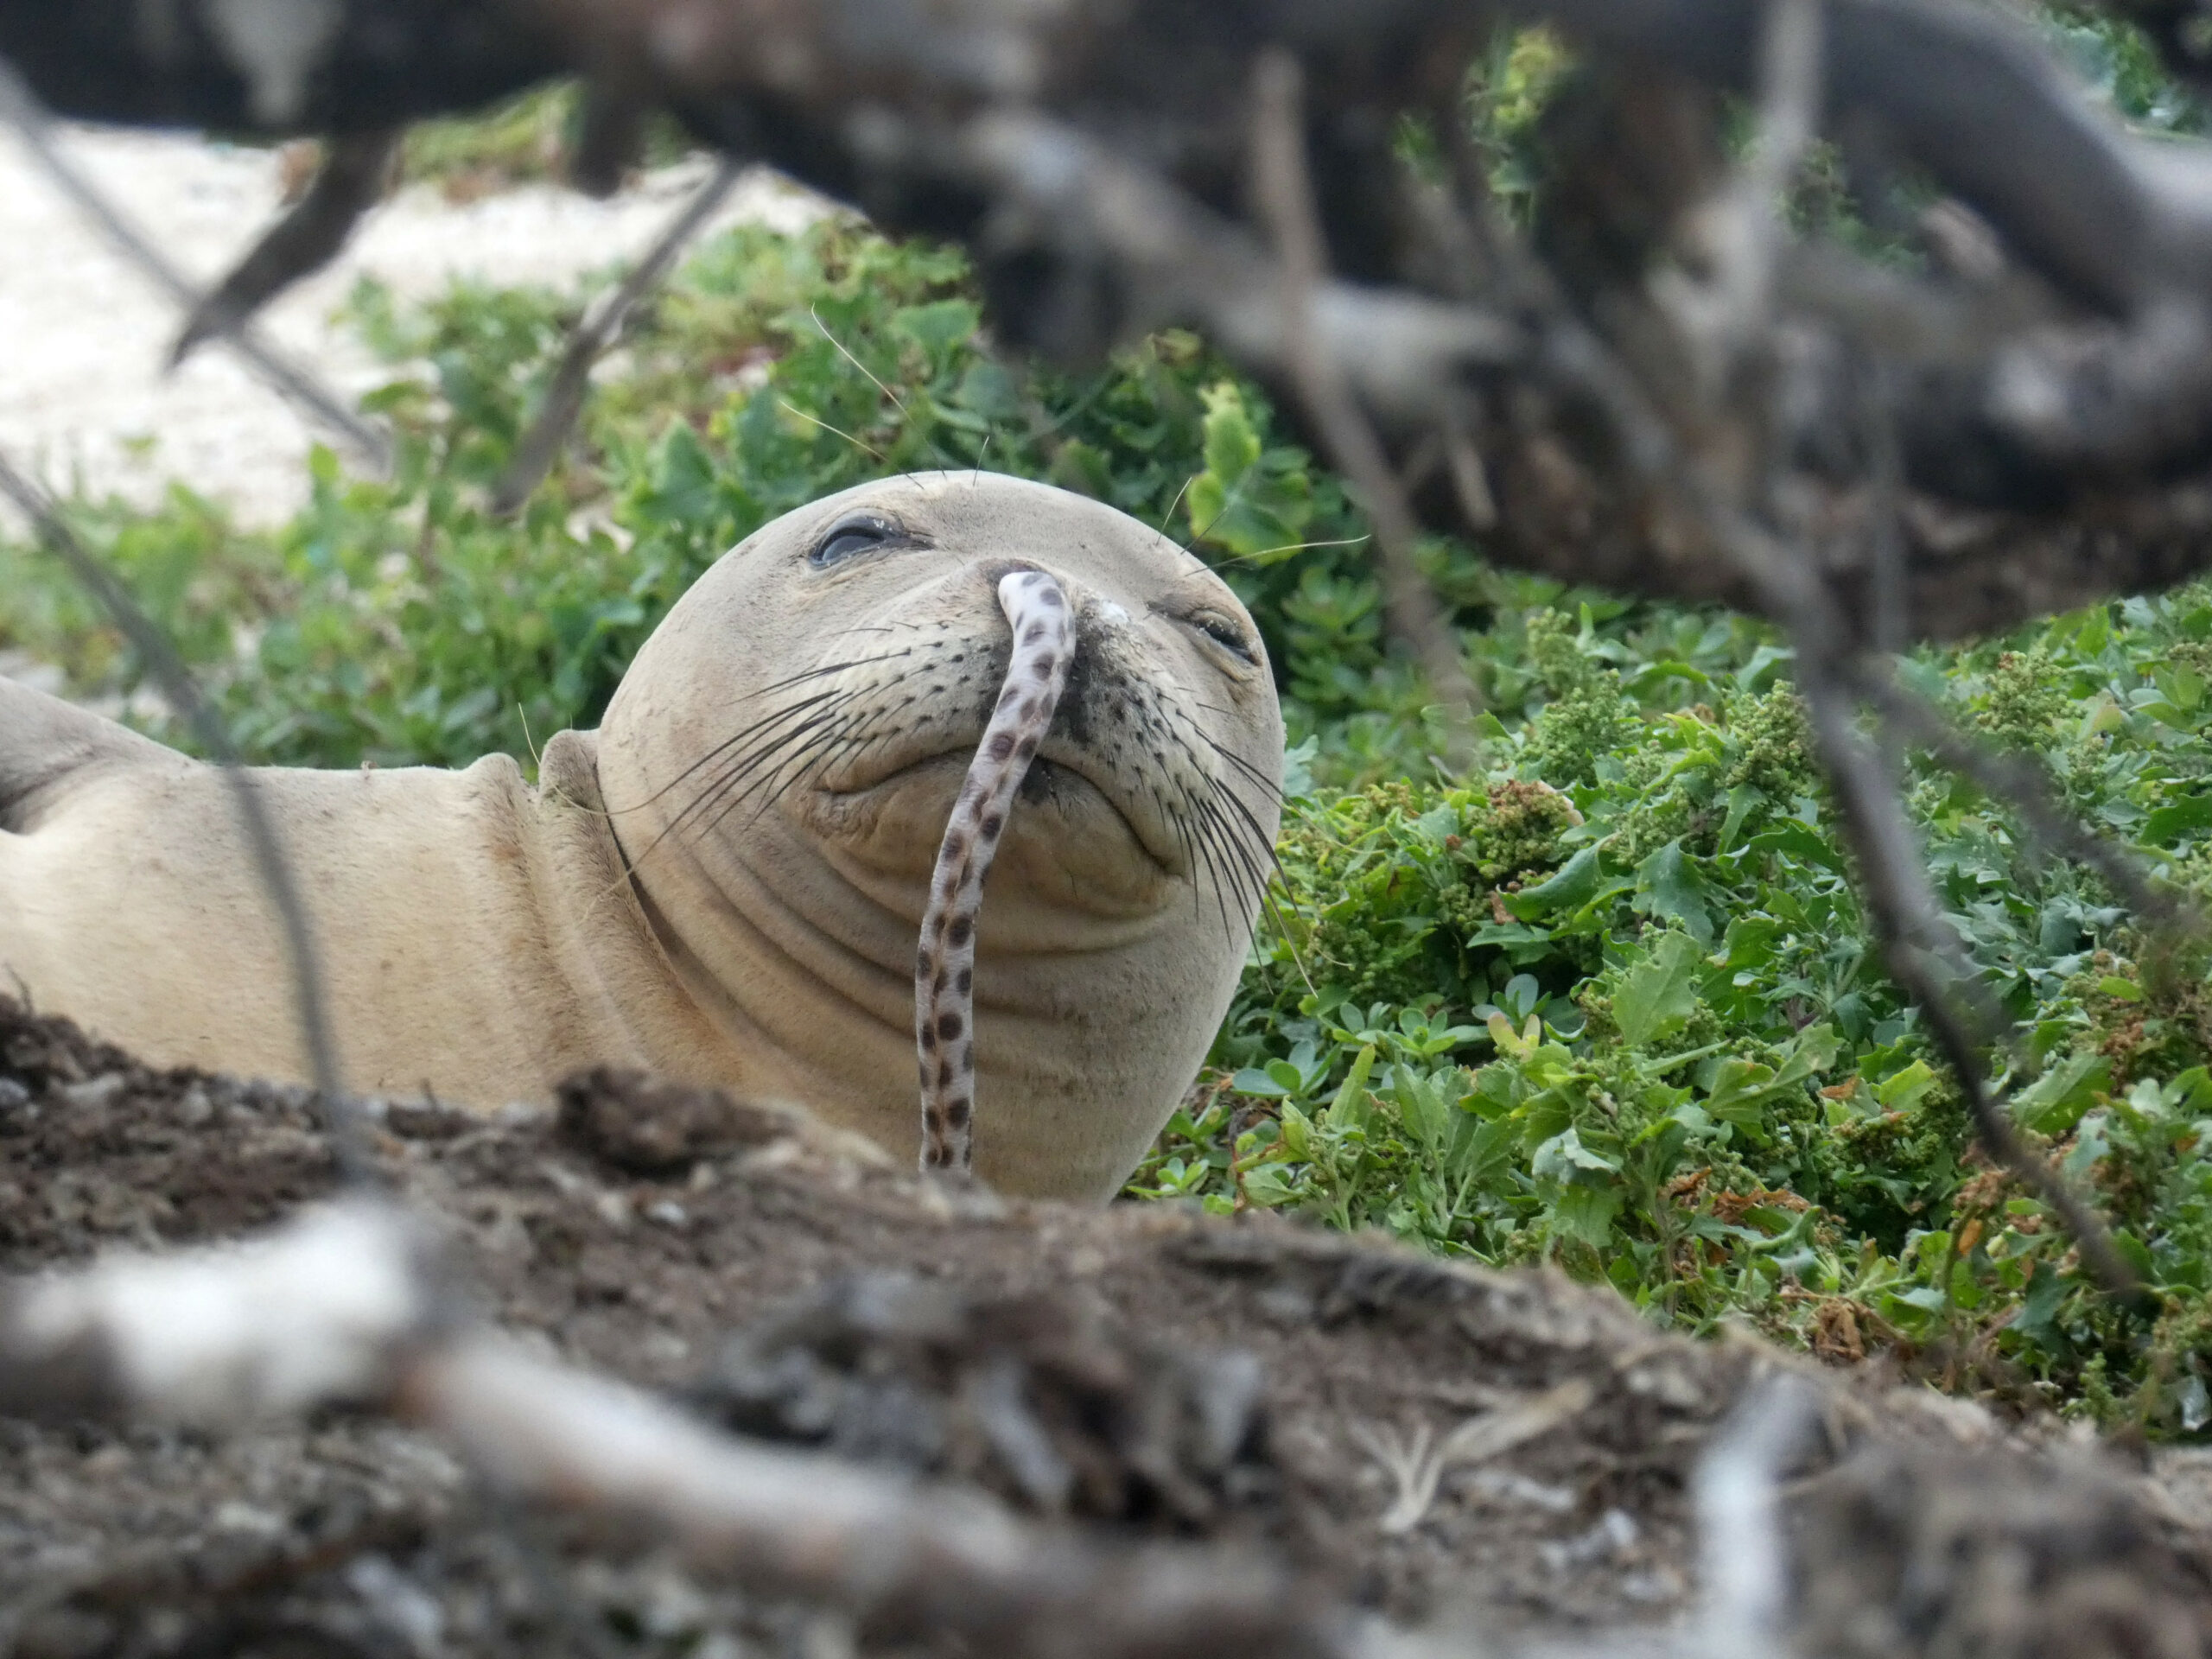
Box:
743;716;877;825
608;654;917;813
1192;817;1241;944
663;694;868;834
1191;781;1274;926
1192;802;1264;946
1189;774;1313;990
1193;760;1294;893
688;707;874;841
613;691;872;880
1155;474;1197;543
1168;812;1206;924
811;306;909;420
778;397;884;462
1177;785;1241;944
1187;725;1287;804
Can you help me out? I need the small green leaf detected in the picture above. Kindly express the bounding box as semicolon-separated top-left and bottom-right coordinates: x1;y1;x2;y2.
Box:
1634;841;1715;944
1325;1046;1377;1134
1612;931;1705;1046
1772;1022;1840;1089
1185;382;1313;558
1716;784;1764;853
1552;1181;1624;1248
1705;1058;1781;1132
2012;1051;2109;1137
888;298;981;358
1507;846;1604;918
1876;1060;1938;1113
2144;791;2212;845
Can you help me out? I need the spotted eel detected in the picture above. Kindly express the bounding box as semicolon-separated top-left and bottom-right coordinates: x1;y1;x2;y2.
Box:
915;569;1074;1173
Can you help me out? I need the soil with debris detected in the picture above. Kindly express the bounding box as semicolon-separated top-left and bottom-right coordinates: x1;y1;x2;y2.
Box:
2;1001;2210;1658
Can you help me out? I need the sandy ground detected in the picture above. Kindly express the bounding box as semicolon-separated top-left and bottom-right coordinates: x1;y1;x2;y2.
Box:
0;125;830;533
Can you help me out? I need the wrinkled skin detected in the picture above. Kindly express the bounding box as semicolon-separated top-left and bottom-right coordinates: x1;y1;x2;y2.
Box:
0;474;1282;1199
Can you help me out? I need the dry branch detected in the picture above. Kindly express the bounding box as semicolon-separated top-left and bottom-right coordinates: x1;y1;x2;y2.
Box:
0;1201;1351;1659
169;126;401;368
0;450;367;1174
491;156;745;513
11;0;2212;632
0;60;391;471
1249;48;1482;768
0;1190;1914;1659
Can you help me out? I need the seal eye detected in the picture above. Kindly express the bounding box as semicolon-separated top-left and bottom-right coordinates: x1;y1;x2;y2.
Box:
810;512;905;568
1187;611;1258;665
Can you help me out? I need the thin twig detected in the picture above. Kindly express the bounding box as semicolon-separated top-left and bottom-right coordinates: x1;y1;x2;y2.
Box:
170;129;401;368
0;450;376;1187
1480;0;2148;1307
1850;660;2202;951
0;61;392;474
1248;50;1480;772
490;158;744;514
1791;616;2149;1306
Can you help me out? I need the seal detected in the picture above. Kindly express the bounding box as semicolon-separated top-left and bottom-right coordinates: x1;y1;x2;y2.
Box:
0;473;1285;1200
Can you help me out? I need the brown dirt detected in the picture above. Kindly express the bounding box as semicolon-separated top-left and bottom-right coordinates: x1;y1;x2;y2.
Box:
2;999;2211;1657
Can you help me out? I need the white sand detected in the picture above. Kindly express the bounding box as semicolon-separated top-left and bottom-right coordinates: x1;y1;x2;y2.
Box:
0;128;830;531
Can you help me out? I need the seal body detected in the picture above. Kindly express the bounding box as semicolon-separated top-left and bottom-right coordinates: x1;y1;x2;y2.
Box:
0;474;1283;1200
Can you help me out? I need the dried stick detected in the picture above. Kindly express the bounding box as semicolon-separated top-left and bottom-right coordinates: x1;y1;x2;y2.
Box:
1669;0;1824;379
1848;660;2203;952
1429;57;2152;1305
0;1202;1346;1659
0;449;374;1185
1247;51;1480;772
1566;0;2151;1306
490;157;744;514
1693;1378;1817;1656
0;62;392;474
170;129;402;367
1789;601;2149;1306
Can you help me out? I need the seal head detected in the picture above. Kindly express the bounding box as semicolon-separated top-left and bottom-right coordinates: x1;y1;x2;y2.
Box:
598;472;1284;1199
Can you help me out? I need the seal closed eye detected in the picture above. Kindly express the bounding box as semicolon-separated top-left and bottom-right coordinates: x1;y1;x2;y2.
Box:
0;473;1285;1201
810;510;921;567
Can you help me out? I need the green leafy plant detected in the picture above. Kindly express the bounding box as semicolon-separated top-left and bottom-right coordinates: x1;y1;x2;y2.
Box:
10;49;2212;1433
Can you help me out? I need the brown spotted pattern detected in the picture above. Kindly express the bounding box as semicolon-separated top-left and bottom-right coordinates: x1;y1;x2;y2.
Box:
916;569;1072;1172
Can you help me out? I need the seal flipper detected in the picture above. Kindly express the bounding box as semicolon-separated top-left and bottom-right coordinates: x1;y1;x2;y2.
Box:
0;677;170;833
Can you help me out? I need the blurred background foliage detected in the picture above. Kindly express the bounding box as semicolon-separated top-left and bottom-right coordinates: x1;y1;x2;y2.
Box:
6;5;2212;1434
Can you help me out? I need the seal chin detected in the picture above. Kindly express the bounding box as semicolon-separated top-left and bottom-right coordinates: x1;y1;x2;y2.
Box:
804;748;1179;918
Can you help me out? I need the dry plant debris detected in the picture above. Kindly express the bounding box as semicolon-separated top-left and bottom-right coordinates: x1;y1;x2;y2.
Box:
1;998;2210;1657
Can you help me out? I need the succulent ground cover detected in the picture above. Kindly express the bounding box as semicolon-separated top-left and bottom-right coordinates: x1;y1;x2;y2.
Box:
7;16;2212;1434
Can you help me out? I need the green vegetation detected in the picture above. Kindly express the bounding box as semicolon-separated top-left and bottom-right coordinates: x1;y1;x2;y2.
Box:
6;17;2212;1435
399;81;698;200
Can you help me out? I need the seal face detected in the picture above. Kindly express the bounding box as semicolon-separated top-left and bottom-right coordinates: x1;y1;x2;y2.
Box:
0;473;1283;1203
599;472;1286;1198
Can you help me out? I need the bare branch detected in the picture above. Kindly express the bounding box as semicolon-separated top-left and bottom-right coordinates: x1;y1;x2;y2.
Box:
1248;49;1479;772
491;157;745;515
170;127;400;367
1790;653;2149;1306
0;60;392;474
0;1201;1348;1659
0;449;375;1183
1848;659;2205;955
